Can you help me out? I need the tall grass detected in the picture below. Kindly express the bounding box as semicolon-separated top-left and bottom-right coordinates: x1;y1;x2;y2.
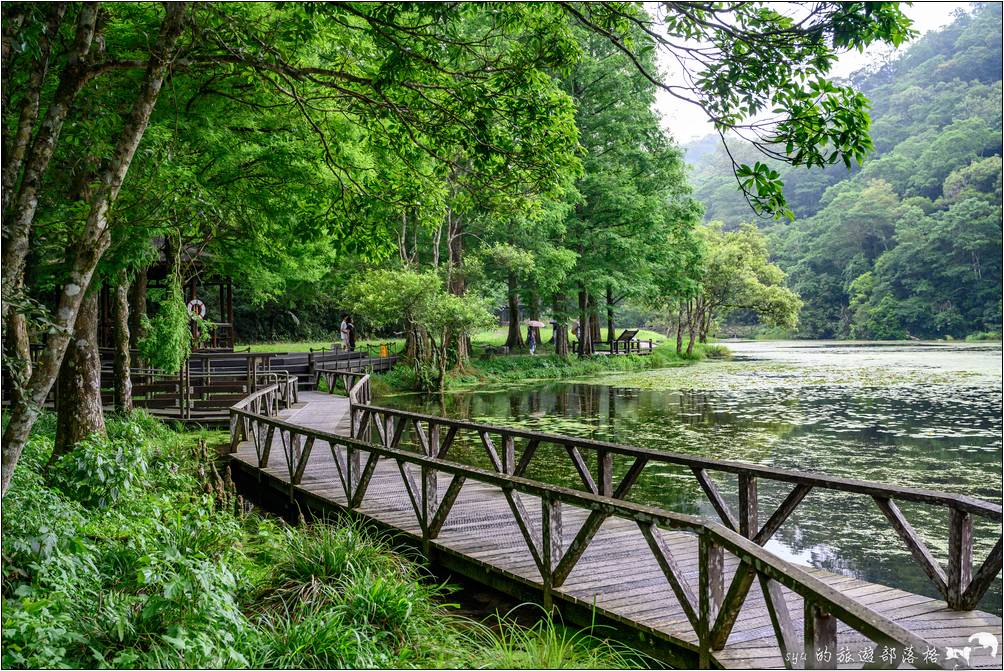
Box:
2;411;647;669
464;605;657;669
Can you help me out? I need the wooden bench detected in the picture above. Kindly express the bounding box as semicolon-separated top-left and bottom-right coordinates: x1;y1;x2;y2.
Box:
587;329;653;355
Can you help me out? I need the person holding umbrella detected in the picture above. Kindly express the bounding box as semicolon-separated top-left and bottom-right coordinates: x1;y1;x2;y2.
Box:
526;319;546;355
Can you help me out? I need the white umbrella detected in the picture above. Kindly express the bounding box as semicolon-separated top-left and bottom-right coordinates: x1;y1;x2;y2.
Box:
526;320;546;328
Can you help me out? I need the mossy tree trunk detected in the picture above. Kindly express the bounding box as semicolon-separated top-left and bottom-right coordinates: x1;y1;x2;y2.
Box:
128;266;147;351
4;308;32;407
113;268;132;413
589;305;601;343
53;288;105;459
2;3;187;496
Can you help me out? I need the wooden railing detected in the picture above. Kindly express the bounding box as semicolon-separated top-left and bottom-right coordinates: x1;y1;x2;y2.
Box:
227;374;962;670
309;352;398;384
228;382;283;456
347;404;1002;615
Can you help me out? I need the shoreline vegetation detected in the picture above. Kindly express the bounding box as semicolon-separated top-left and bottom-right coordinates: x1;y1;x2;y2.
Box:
244;326;731;394
242;328;1000;359
1;412;651;669
376;342;731;395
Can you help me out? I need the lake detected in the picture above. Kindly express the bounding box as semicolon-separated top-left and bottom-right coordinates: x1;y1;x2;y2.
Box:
377;340;1003;613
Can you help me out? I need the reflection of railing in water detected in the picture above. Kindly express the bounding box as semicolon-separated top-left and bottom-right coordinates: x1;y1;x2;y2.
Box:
228;372;994;668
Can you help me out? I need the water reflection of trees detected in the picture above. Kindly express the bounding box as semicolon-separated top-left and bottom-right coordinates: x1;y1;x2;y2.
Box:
384;381;1001;614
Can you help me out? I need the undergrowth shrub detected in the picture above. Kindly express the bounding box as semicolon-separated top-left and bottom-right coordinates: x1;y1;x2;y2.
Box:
2;411;646;669
49;432;149;508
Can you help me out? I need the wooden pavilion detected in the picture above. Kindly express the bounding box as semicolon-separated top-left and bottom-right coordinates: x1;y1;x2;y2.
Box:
97;257;236;351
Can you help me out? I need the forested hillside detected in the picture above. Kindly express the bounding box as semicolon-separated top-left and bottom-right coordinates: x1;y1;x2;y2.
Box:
687;4;1003;339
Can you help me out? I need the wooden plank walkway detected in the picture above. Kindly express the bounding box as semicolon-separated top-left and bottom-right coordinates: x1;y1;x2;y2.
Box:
229;392;1003;669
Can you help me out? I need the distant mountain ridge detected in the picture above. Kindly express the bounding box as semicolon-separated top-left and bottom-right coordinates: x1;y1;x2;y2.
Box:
684;3;1002;339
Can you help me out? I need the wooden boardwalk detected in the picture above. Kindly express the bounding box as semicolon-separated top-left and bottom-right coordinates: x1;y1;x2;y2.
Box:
228;389;1003;669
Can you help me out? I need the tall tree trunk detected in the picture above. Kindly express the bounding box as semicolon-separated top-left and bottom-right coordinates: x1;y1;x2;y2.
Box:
685;299;697;357
553;295;569;357
577;287;593;357
2;3;188;496
4;309;32;407
504;272;523;349
2;4;98;322
445;208;470;363
128;267;147;350
431;221;442;268
53;288;105;459
700;305;714;343
113;268;132;412
676;302;684;355
0;6;27;104
1;4;66;214
398;210;412;265
589;304;601;343
606;284;615;344
447;209;464;296
405;325;418;361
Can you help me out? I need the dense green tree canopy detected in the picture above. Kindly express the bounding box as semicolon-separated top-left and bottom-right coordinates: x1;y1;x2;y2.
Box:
0;1;925;492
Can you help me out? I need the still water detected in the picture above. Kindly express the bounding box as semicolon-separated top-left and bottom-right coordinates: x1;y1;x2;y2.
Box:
379;341;1003;613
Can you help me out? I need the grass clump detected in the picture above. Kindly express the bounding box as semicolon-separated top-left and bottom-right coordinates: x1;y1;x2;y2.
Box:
467;605;656;669
2;411;647;669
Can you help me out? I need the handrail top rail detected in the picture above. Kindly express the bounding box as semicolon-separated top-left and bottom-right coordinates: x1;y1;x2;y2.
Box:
229;382;282;412
227;402;951;663
188;350;282;360
314;366;370;377
356;402;1003;520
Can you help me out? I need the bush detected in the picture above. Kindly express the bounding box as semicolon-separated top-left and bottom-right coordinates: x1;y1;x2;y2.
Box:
2;412;647;669
965;331;1002;341
49;432;149;509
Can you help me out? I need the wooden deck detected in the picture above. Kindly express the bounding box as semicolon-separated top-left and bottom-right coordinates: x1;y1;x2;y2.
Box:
229;391;1003;669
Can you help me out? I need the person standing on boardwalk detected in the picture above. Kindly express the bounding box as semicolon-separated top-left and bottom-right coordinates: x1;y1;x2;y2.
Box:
339;315;350;351
347;315;356;352
527;324;536;355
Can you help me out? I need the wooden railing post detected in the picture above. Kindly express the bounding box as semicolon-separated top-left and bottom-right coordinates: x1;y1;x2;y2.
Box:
422;422;439;536
738;472;757;538
228;414;239;453
804;601;837;669
947;507;973;609
502;433;515;474
541;493;562;612
698;534;723;668
597;449;612;497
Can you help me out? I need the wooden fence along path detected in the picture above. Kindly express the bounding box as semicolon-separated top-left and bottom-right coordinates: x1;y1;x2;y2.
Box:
91;349;399;423
228;370;1003;669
